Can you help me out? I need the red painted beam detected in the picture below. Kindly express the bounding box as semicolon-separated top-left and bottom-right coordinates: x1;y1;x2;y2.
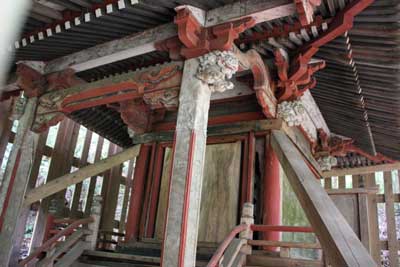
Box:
251;224;314;233
125;145;151;241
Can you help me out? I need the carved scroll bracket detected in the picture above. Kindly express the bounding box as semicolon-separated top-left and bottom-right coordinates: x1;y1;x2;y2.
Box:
233;47;277;118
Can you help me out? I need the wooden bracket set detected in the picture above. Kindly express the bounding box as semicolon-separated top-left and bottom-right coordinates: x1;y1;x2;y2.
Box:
274;49;325;102
156;8;256;60
295;0;321;26
314;129;394;164
274;0;374;102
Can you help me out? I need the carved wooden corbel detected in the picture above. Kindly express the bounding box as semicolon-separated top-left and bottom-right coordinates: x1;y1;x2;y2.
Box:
16;63;47;98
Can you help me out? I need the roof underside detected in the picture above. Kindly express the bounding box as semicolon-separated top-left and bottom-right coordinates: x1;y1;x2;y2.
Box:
11;0;400;160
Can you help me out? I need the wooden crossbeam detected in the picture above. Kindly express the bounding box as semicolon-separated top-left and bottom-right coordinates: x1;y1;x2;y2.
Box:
44;0;296;74
24;145;141;206
271;130;377;267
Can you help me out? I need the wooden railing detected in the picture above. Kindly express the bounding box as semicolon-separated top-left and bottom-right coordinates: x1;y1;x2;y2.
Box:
250;224;322;260
19;196;102;267
19;217;93;266
206;224;249;267
207;203;254;267
207;223;321;267
207;202;323;267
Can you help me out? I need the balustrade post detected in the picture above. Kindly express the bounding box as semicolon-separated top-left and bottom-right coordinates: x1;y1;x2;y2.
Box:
86;195;102;250
239;202;254;255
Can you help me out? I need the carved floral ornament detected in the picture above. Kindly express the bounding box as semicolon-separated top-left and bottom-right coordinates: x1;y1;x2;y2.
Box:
195;51;239;93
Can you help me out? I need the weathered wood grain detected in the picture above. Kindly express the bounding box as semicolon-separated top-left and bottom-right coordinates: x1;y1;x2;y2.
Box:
24;145;141;205
198;142;241;243
271;130;377;267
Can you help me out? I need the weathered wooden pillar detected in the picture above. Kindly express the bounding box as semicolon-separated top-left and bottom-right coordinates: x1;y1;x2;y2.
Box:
87;195;102;250
162;51;239;267
0;97;38;265
99;144;121;246
262;136;281;249
125;145;151;241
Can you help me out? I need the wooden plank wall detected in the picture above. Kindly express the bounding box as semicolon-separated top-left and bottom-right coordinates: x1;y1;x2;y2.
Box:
0;114;135;257
323;170;400;266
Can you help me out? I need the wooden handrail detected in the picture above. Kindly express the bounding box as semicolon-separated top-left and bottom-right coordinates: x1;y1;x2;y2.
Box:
19;217;94;266
206;224;248;267
206;224;315;267
248;240;321;249
251;225;314;233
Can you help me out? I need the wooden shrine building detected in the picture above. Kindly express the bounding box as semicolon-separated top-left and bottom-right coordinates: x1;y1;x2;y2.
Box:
0;0;399;266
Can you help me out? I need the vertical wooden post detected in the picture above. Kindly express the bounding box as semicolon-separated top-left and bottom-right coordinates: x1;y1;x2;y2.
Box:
87;195;102;250
240;203;254;256
353;174;361;188
240;137;249;210
125;145;151;241
70;130;93;217
338;175;346;189
139;143;156;238
84;137;104;216
365;173;380;264
100;145;121;248
31;119;74;250
0;99;13;166
384;171;399;267
146;144;165;238
0;98;38;265
118;160;135;241
51;119;80;217
324;177;332;189
262;135;281;250
246;132;256;203
162;51;239;267
10;131;48;261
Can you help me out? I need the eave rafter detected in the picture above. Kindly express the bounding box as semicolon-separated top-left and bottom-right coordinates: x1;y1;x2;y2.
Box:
41;0;299;74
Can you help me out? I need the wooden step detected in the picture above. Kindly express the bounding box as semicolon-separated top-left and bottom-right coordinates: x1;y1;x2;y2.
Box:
117;241;214;261
80;250;208;267
246;254;324;267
